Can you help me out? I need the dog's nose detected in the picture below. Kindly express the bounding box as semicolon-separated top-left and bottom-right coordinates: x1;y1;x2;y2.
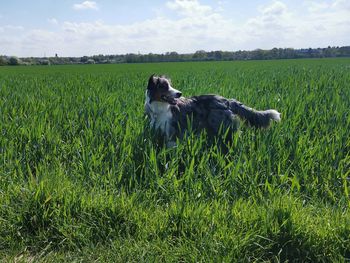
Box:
175;92;182;98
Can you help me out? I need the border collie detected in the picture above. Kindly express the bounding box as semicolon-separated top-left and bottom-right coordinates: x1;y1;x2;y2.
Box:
145;74;281;147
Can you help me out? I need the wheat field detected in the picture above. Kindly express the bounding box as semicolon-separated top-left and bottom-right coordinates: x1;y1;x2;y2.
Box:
0;58;350;262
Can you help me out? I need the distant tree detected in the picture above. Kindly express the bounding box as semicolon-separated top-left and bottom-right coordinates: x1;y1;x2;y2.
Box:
339;46;350;56
193;50;207;60
147;54;158;62
324;46;336;57
80;56;89;63
3;45;349;65
125;53;139;63
271;48;279;59
214;50;223;60
86;59;95;64
284;48;296;59
252;49;265;60
8;56;20;66
168;51;179;61
39;59;50;65
0;56;7;66
20;57;36;65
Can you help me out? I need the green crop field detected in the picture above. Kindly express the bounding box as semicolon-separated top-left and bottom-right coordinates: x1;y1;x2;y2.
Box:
0;58;350;262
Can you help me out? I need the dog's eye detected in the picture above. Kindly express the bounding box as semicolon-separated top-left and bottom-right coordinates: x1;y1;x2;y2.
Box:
158;84;168;91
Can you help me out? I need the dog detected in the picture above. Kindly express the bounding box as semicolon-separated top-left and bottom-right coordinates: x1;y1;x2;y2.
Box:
145;74;281;147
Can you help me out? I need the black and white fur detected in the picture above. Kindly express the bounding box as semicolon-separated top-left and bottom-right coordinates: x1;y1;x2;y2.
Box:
145;74;281;147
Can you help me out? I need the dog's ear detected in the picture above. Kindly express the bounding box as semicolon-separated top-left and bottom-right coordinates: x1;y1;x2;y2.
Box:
148;74;156;89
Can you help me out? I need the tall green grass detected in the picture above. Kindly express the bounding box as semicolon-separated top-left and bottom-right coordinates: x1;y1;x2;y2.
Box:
0;58;350;262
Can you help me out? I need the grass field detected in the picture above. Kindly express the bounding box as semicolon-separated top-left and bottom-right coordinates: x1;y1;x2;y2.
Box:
0;58;350;262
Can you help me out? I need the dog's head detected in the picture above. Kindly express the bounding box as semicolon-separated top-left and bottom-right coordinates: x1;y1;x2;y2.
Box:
146;74;182;105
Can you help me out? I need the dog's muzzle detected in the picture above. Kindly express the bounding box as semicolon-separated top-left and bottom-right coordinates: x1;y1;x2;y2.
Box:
161;92;182;105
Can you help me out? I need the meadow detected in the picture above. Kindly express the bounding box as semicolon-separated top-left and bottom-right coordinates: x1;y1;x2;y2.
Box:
0;58;349;262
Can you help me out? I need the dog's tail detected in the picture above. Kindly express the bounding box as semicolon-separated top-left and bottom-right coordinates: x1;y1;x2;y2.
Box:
229;99;281;128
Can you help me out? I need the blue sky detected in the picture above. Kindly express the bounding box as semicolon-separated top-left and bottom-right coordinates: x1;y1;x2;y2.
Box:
0;0;349;57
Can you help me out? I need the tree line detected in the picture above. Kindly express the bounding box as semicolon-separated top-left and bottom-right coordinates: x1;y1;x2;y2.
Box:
1;46;349;66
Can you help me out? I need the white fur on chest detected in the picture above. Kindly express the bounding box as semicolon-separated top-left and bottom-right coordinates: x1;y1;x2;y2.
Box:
147;101;173;137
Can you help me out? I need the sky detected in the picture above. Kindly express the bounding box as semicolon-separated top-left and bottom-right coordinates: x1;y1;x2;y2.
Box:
0;0;349;57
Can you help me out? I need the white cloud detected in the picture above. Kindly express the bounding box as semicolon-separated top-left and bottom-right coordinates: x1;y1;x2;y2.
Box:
166;0;212;17
295;0;350;47
0;25;27;56
48;18;58;25
304;0;350;13
242;1;294;47
73;1;98;10
0;25;24;33
332;0;350;10
260;1;287;16
304;1;329;12
1;0;349;57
